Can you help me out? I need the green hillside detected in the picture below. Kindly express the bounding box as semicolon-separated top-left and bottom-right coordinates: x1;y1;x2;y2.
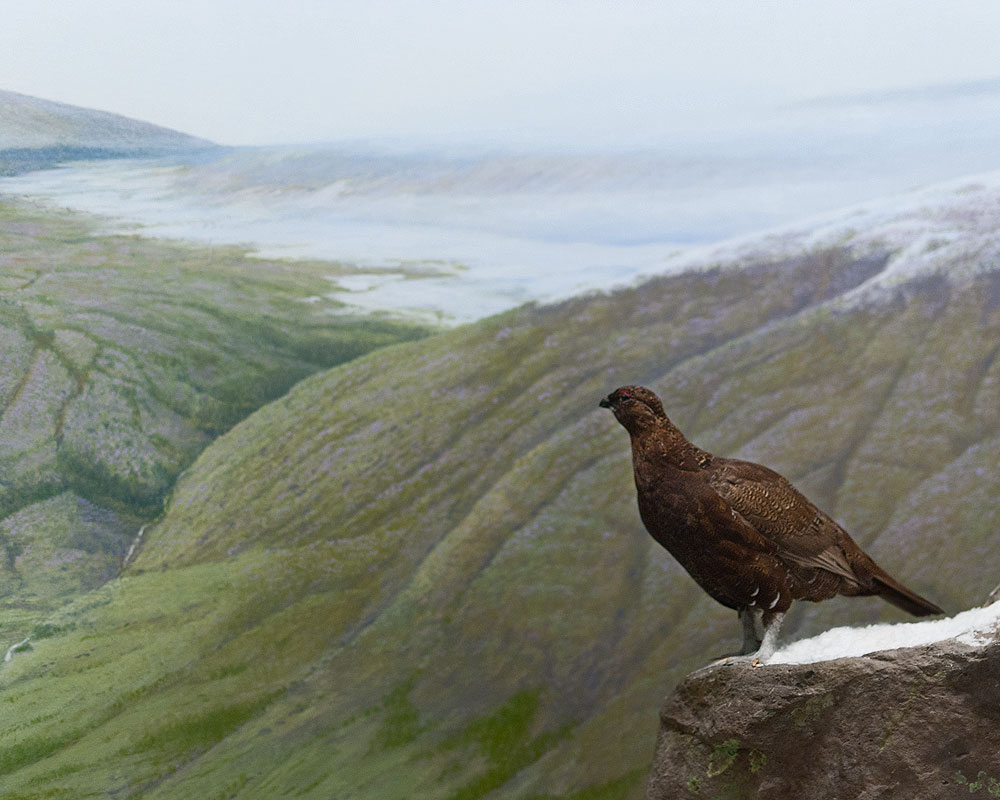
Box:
1;197;997;799
0;88;213;175
0;198;428;645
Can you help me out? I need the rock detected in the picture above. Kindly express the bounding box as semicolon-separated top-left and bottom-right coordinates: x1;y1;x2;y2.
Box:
646;637;1000;800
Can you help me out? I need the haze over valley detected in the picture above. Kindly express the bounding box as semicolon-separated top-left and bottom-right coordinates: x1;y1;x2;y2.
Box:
5;78;1000;322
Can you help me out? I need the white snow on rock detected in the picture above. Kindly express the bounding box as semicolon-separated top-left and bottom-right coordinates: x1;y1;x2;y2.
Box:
768;601;1000;665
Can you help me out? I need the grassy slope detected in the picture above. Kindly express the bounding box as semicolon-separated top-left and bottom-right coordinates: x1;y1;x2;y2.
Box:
0;103;214;175
2;234;997;800
0;88;212;160
0;198;428;644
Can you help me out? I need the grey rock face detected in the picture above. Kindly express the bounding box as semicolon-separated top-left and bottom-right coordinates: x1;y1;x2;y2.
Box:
647;639;1000;800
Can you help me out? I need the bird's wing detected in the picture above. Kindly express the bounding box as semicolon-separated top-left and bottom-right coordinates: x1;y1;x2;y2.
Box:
704;457;943;615
707;458;860;584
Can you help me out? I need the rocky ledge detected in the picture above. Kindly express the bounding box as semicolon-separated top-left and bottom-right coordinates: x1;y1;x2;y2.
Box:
647;628;1000;799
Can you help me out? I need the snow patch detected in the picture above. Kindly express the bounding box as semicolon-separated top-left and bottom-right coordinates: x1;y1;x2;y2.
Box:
769;601;1000;665
647;167;1000;307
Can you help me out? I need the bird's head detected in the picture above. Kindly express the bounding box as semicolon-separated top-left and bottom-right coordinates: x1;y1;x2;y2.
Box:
599;385;668;432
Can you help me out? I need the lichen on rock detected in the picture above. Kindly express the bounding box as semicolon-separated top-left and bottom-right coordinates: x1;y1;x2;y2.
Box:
646;634;1000;800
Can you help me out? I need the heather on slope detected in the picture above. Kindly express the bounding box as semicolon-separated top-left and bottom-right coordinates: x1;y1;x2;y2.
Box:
0;198;428;642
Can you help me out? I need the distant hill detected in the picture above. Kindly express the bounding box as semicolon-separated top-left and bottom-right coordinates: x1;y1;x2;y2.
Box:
1;172;997;798
0;88;214;173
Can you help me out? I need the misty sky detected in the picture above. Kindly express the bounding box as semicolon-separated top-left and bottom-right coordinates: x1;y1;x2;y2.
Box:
4;1;1000;146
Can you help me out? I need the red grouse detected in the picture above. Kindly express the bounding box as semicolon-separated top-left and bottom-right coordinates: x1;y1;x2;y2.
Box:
599;385;942;665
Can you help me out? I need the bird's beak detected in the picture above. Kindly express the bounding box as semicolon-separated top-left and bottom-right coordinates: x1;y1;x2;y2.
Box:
599;397;612;409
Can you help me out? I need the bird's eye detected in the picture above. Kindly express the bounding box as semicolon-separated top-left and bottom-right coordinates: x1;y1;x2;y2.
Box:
618;390;633;400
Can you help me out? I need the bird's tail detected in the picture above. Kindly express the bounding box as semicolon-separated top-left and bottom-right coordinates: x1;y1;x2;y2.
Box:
872;573;944;617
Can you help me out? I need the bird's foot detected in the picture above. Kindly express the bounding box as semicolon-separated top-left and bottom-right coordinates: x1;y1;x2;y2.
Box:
712;653;765;668
690;653;763;676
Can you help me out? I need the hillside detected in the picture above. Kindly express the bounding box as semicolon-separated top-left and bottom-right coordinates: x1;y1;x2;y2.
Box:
0;89;213;174
1;175;998;799
0;198;428;645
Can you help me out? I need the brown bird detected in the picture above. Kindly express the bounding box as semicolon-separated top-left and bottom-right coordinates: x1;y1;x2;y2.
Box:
599;385;943;665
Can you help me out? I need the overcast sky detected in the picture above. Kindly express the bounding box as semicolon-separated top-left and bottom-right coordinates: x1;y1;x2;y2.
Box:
4;1;1000;146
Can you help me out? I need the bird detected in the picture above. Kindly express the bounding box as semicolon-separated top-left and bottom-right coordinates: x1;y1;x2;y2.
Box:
599;384;943;665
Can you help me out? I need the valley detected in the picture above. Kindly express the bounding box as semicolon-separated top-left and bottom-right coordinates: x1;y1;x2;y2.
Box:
0;86;998;800
1;177;997;798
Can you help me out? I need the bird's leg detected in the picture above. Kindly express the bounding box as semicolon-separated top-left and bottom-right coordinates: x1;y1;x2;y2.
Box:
738;607;762;655
753;610;784;664
712;610;784;668
706;608;762;663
